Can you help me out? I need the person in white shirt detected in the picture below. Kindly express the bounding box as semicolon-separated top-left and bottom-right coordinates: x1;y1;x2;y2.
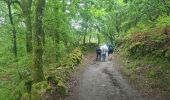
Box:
100;44;108;61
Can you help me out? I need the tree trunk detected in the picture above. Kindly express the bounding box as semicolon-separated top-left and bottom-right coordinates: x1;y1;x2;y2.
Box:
89;35;91;43
32;0;46;83
83;34;86;44
109;35;114;46
96;26;101;45
42;29;45;45
25;14;32;52
20;0;33;53
97;33;100;45
62;0;66;13
6;0;17;57
83;25;88;44
54;31;60;62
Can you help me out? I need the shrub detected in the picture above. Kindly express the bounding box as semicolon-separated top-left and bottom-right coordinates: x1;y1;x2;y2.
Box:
38;47;83;99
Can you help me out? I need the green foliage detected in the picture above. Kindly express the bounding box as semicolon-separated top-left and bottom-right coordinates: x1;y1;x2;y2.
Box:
59;47;83;68
118;17;170;92
119;22;169;59
156;15;170;27
31;81;48;100
21;92;30;100
127;42;146;58
0;56;31;100
57;80;68;96
147;70;157;78
1;0;170;99
81;43;98;52
18;47;82;99
90;7;106;17
165;47;170;61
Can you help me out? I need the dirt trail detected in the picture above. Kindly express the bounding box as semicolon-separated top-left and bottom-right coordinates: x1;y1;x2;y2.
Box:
67;55;147;100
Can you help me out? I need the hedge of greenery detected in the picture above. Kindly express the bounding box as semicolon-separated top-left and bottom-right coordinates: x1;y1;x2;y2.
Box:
29;47;83;99
122;26;170;60
117;16;170;91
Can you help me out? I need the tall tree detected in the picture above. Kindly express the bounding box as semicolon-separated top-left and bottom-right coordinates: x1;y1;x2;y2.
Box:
31;0;46;83
20;0;33;53
7;0;33;53
5;0;17;57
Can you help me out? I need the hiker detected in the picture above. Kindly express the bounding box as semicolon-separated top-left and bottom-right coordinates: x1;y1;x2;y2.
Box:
96;46;101;61
108;45;113;56
107;45;113;61
100;44;108;62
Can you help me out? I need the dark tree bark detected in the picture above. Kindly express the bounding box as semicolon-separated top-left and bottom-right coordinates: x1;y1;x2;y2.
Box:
42;29;45;45
96;25;101;45
6;0;17;57
97;33;100;45
83;34;86;44
89;35;91;43
32;0;46;83
83;23;88;44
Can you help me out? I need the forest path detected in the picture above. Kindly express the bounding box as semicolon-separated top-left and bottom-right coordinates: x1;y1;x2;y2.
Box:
67;54;147;100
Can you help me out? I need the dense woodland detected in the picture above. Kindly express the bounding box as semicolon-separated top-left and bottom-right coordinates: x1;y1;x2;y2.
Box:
0;0;170;99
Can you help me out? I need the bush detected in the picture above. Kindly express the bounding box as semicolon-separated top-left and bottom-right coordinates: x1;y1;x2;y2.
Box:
81;43;98;52
31;81;48;100
38;47;83;98
156;15;170;27
117;19;170;92
57;80;68;96
165;47;170;61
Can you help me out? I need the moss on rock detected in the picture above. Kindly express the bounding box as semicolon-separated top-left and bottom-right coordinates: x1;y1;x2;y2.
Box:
57;80;68;96
31;81;48;100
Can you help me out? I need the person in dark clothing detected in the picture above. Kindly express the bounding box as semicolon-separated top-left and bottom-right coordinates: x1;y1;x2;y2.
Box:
108;45;113;56
96;46;101;61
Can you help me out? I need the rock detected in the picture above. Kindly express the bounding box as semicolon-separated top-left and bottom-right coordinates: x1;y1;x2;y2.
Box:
57;80;68;96
31;81;48;100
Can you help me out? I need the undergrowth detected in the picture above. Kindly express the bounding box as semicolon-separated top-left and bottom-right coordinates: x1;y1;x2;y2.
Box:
0;31;95;100
117;15;170;92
